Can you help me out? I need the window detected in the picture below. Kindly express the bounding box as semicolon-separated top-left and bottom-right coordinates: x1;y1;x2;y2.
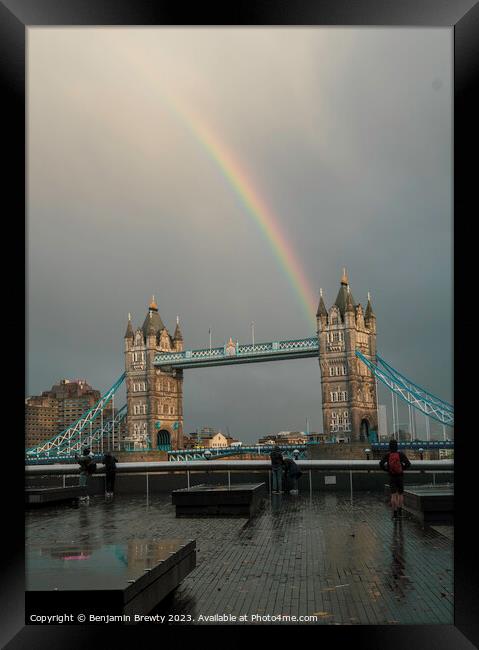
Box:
134;403;147;415
133;422;146;436
330;390;348;403
327;330;345;351
330;409;351;433
328;364;347;376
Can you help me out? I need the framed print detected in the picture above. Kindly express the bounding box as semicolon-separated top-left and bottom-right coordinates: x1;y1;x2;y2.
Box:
1;0;478;647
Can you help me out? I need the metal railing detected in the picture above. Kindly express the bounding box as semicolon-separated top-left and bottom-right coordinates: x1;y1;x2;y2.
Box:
25;460;453;504
25;458;453;475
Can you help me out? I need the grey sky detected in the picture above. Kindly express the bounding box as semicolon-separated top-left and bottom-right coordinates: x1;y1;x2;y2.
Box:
27;27;452;441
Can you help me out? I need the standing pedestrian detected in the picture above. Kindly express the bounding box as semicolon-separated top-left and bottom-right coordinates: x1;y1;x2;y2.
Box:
270;445;284;494
283;457;302;494
76;447;94;504
379;439;411;519
102;451;118;498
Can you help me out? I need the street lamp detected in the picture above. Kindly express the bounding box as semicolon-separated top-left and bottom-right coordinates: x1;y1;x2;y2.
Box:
293;449;300;460
364;448;371;460
419;447;424;461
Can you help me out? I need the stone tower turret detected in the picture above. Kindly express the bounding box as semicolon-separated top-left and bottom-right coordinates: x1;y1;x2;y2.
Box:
317;270;378;442
124;297;184;451
173;316;183;352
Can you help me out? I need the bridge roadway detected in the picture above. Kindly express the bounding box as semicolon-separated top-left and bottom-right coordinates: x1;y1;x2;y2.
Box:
168;441;454;461
155;336;319;369
168;444;308;461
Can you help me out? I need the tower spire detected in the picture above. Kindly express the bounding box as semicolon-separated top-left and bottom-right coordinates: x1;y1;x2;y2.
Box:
365;291;375;321
341;267;349;285
124;313;134;339
174;316;183;341
146;310;156;336
142;295;164;337
316;288;327;318
345;286;355;313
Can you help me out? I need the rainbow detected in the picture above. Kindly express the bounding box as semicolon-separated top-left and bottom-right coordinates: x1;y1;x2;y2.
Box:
106;35;318;324
164;97;318;325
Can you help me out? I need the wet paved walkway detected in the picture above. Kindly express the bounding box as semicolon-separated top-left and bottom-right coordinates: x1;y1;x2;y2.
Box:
26;491;453;625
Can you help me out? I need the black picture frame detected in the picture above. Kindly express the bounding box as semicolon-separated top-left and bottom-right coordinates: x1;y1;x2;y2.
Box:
2;0;477;647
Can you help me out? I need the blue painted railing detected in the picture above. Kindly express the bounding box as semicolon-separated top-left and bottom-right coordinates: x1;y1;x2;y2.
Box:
371;441;453;450
168;444;308;461
155;337;319;368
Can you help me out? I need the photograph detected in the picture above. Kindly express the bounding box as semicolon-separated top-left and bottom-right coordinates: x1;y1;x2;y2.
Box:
24;24;454;627
1;1;476;646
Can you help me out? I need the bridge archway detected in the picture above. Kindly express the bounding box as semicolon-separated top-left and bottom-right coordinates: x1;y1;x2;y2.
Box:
360;418;369;442
157;429;171;450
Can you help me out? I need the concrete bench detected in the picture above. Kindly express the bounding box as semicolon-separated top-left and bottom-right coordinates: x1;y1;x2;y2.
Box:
172;482;266;517
25;486;87;507
26;538;196;619
403;486;454;524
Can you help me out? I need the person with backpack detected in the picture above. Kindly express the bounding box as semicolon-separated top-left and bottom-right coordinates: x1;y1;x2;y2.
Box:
102;451;117;498
379;439;411;519
283;457;302;494
270;445;284;494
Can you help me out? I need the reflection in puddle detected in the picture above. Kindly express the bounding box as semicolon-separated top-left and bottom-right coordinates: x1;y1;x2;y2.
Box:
26;539;189;591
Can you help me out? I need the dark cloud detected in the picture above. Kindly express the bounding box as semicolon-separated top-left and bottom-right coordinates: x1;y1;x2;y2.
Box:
27;28;452;440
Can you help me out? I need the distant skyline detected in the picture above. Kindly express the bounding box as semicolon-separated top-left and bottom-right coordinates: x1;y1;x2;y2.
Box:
27;28;452;441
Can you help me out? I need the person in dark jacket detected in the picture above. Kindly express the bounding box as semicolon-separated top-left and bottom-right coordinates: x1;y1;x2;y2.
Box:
102;452;118;497
283;457;302;494
379;439;411;519
270;445;284;493
75;447;93;503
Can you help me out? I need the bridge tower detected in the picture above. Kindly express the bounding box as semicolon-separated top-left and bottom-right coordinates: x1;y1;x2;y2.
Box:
124;297;184;450
317;270;378;442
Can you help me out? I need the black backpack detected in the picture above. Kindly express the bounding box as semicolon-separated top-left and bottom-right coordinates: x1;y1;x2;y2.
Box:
87;461;97;475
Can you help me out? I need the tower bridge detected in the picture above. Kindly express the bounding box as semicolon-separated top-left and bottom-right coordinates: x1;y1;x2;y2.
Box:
26;270;454;461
